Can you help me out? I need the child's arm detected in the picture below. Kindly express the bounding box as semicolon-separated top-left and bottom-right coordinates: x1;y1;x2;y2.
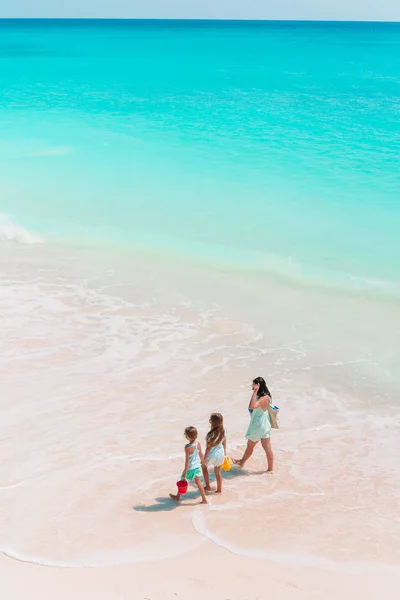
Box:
223;438;227;455
182;445;190;479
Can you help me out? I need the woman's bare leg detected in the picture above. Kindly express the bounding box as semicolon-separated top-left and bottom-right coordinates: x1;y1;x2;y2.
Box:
214;466;222;493
261;437;274;472
202;464;212;491
194;476;208;504
232;440;258;468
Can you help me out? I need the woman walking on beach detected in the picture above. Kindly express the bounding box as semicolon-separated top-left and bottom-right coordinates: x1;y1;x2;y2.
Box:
233;377;274;471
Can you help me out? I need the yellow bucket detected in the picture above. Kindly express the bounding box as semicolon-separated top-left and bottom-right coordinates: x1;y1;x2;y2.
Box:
221;456;231;472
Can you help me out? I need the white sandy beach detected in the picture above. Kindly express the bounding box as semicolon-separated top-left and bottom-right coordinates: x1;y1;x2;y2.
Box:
3;545;400;600
1;244;399;599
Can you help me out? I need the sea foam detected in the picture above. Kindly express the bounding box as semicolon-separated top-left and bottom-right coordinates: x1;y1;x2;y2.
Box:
0;214;42;244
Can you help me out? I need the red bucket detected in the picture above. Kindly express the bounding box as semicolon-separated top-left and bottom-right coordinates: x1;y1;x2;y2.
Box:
176;480;188;495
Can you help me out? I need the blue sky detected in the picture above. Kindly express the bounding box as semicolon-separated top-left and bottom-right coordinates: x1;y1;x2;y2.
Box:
1;0;399;21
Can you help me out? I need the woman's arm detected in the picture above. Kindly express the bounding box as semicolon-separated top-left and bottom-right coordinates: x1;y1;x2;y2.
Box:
249;392;261;410
182;446;190;479
248;383;260;410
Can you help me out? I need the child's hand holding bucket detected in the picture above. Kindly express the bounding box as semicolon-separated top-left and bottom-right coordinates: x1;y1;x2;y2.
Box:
176;479;188;495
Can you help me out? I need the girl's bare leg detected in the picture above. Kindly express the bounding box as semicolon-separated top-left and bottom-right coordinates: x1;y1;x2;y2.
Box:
194;476;208;504
232;440;257;468
261;437;274;472
169;492;181;502
202;463;212;491
214;466;222;493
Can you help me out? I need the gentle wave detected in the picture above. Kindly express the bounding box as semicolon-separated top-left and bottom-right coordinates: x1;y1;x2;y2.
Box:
19;145;74;159
3;146;75;161
0;213;42;244
0;210;398;300
47;230;400;302
191;512;400;575
0;536;205;569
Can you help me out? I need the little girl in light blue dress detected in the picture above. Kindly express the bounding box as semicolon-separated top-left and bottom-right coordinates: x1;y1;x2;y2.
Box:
202;413;226;494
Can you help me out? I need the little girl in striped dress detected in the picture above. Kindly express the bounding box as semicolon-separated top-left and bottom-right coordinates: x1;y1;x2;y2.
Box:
169;426;208;504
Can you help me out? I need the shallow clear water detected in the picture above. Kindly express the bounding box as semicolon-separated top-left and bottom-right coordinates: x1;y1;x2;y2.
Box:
1;19;400;293
0;20;399;570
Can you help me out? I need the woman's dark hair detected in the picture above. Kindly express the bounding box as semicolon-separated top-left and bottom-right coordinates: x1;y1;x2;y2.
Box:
206;413;225;447
184;426;198;442
253;377;271;398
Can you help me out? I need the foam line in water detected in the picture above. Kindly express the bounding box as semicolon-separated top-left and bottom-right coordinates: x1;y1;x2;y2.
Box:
191;512;400;575
5;145;75;160
1;535;205;569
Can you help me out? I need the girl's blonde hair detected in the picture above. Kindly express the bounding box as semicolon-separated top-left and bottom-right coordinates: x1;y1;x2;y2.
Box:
206;413;225;447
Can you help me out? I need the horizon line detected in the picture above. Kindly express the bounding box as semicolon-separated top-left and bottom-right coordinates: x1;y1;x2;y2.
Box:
0;17;399;24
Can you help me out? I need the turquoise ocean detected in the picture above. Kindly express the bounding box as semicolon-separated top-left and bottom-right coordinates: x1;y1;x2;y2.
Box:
1;19;400;294
1;20;400;570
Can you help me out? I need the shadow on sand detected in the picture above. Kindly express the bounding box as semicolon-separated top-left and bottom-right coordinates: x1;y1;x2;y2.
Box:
133;491;202;513
222;466;269;480
133;466;269;513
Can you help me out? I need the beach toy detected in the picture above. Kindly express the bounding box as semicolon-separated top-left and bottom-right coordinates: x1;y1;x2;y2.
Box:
221;456;231;472
176;479;188;495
